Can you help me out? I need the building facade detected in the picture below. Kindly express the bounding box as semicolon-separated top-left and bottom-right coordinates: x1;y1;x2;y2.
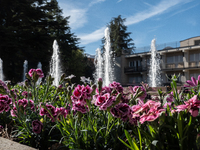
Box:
117;36;200;86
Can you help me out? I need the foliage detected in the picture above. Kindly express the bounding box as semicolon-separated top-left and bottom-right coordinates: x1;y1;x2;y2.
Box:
0;70;200;150
102;15;135;57
0;0;92;84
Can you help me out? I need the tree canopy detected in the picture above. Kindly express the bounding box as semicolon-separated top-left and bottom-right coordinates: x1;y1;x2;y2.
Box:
0;0;94;84
102;15;135;57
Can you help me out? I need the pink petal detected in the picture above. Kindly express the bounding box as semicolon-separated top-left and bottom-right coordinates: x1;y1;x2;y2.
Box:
186;80;195;86
190;109;199;117
191;77;197;86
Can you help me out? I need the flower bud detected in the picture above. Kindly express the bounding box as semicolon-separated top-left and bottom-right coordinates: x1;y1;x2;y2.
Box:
98;78;103;93
60;73;66;81
25;73;31;80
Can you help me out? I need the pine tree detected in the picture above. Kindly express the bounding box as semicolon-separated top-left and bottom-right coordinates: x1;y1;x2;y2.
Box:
102;15;135;57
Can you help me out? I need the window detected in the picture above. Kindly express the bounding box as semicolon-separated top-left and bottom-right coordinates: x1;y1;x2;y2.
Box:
167;55;183;63
167;56;173;63
190;53;200;61
129;76;142;83
195;40;200;45
190;73;199;79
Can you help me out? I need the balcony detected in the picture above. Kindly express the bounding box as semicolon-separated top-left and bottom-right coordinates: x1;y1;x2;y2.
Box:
162;62;184;71
189;61;200;68
124;66;147;73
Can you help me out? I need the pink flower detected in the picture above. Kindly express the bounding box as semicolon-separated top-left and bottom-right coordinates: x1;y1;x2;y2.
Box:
36;69;44;78
18;99;28;107
139;108;165;124
0;94;12;105
95;95;106;106
185;75;200;87
10;99;35;117
130;86;147;101
71;85;93;105
72;102;89;113
28;69;36;77
28;69;44;78
176;95;200;117
110;103;131;121
32;120;43;134
55;107;69;119
99;95;115;110
0;95;12;113
109;81;123;93
39;104;56;121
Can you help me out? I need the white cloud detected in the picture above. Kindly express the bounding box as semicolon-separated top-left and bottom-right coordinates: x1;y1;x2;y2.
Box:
169;4;198;17
117;0;122;3
125;0;183;26
89;0;106;7
59;3;88;30
79;26;106;45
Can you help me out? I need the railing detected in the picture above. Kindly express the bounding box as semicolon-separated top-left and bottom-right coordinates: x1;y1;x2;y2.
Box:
124;62;200;73
189;61;200;68
163;63;184;70
124;66;147;73
133;41;180;54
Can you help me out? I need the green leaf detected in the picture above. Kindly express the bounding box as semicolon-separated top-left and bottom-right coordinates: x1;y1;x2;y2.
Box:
137;128;142;150
118;137;135;150
125;130;134;148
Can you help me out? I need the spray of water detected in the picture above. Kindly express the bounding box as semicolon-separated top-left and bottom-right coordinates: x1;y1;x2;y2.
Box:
23;60;28;81
148;38;161;87
50;40;61;86
104;27;115;86
0;58;4;81
37;62;42;85
94;48;104;84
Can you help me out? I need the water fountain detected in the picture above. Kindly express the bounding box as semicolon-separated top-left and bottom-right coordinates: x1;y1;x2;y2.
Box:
50;40;61;86
0;58;4;81
23;60;28;81
148;38;161;87
94;48;104;84
104;27;115;86
37;62;42;85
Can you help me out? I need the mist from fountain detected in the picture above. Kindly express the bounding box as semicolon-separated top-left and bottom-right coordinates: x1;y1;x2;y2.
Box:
104;27;115;86
0;58;4;81
50;40;61;86
148;38;161;87
37;62;42;85
94;48;104;84
23;60;28;81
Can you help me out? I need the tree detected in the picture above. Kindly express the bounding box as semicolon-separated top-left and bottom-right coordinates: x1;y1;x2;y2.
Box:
102;15;135;57
0;0;92;84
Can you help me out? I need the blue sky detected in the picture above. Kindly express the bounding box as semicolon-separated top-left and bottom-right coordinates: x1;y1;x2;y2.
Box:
57;0;200;55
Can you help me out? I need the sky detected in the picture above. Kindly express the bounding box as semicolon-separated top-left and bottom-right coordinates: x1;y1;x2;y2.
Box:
57;0;200;55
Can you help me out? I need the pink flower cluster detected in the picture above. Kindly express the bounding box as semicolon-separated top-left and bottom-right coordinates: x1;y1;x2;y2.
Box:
93;81;127;111
11;99;34;117
131;100;165;124
0;94;12;113
39;104;69;121
176;95;200;117
71;85;93;113
28;69;44;78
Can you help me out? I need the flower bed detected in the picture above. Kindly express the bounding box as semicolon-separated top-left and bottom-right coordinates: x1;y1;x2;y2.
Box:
0;69;200;150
